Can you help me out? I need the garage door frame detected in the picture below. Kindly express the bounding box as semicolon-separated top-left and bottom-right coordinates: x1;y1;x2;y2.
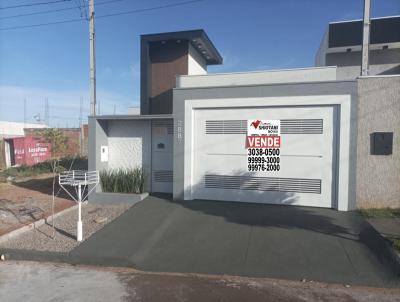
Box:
175;95;354;211
191;106;338;208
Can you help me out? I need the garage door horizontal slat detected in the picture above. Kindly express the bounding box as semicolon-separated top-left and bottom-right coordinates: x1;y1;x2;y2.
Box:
206;119;323;134
204;174;321;194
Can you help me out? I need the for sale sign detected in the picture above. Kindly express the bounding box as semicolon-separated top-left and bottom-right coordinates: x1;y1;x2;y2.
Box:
247;120;281;172
248;120;280;136
246;136;281;148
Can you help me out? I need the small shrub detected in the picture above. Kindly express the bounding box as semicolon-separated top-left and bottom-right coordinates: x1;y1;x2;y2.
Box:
0;156;88;178
100;168;145;194
360;208;400;219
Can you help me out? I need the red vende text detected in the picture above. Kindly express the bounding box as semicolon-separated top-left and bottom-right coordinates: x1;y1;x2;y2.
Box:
246;136;281;148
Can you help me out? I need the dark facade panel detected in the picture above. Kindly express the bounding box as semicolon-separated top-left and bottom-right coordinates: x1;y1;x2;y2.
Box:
141;29;222;65
140;29;223;115
329;17;400;48
148;40;189;114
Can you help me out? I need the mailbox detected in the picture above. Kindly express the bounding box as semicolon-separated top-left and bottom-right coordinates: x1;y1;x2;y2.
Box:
370;132;393;155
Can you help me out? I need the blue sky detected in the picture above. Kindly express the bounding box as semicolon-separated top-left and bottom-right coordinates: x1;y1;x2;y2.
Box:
0;0;399;127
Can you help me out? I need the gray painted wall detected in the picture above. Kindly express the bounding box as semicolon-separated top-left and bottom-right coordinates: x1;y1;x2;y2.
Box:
315;30;328;67
107;120;152;191
177;67;337;88
88;118;152;194
323;49;400;80
356;76;400;208
173;80;358;210
88;119;108;171
88;118;109;195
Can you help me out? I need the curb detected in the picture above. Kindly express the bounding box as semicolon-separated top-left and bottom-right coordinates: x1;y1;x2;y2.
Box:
89;192;149;205
0;205;78;245
0;248;134;269
360;220;400;278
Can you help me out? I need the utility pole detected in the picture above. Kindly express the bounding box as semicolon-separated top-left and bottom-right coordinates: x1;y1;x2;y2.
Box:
361;0;371;76
79;97;83;156
45;97;49;125
23;98;27;126
89;0;97;116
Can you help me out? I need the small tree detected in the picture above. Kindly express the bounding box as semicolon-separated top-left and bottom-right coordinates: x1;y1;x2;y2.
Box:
43;128;68;159
42;128;68;238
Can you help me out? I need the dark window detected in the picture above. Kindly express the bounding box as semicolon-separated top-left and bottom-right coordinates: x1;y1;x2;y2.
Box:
329;17;400;47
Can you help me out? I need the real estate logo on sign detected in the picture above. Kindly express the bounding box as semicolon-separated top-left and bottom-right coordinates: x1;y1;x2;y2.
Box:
248;119;280;136
247;120;281;148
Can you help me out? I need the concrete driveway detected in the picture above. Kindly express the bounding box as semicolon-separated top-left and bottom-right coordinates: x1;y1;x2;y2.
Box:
71;195;399;287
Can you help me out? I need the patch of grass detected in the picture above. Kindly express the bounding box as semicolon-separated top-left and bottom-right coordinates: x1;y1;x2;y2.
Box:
360;208;400;219
100;168;145;194
393;238;400;253
0;156;88;178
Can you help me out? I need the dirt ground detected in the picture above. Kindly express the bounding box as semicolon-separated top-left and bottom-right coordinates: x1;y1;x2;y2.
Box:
0;174;75;236
0;203;131;252
120;272;400;302
1;261;400;302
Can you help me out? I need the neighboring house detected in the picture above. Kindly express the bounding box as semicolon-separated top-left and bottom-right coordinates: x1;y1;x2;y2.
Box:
4;136;52;167
24;127;87;158
0;121;48;168
2;125;88;168
316;16;400;79
89;19;399;210
0;121;47;139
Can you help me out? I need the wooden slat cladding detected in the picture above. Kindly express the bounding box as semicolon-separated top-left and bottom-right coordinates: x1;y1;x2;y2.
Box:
149;40;189;114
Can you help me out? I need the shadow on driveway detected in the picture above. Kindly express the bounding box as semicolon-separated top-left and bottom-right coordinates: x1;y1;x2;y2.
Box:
71;194;400;287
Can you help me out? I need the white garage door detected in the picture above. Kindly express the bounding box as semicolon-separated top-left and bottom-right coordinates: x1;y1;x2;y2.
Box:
192;106;337;208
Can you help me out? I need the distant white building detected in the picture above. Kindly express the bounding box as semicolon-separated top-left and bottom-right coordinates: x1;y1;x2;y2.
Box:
0;121;48;139
127;107;140;115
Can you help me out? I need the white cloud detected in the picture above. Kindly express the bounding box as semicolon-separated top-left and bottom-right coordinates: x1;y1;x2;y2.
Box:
118;61;140;79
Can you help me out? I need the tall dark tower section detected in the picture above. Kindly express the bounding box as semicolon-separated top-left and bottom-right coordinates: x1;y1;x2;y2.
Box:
140;30;222;115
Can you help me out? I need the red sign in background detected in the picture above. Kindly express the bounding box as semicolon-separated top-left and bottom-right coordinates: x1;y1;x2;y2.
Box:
11;136;52;166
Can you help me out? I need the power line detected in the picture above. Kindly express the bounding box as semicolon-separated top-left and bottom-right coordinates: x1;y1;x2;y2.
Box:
0;18;84;30
73;0;85;18
98;0;204;19
0;0;126;20
0;0;204;30
0;0;71;10
0;6;78;20
81;0;89;20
